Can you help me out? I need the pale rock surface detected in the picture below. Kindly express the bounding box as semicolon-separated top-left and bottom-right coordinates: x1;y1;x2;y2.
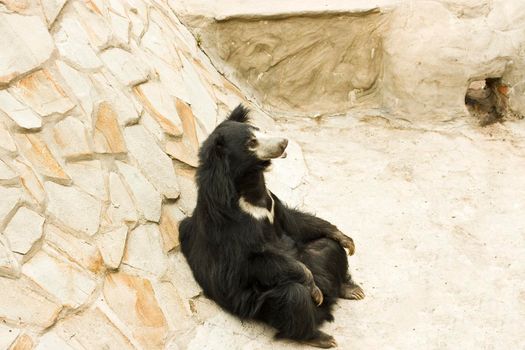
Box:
54;18;102;70
45;182;101;236
3;206;45;255
122;224;168;277
0;276;61;328
124;125;180;199
107;172;138;225
53;117;92;159
12;158;46;205
100;48;149;86
0;90;42;130
45;224;104;274
0;324;19;349
180;55;218;133
104;272;168;349
66;160;106;200
70;1;112;50
91;73;140;126
34;332;75;350
0;235;21;278
0;159;18;183
8;69;74;117
133;81;184;136
96;226;128;269
176;0;525;120
22;248;98;308
10;334;34;350
0;186;23;227
56;60;97;118
159;204;186;253
14;133;70;182
116;161;162;222
93;101;127;153
40;0;67;27
0;123;17;153
0;13;54;85
53;307;135;350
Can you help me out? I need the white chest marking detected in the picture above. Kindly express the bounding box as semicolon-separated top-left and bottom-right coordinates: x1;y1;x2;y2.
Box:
239;192;275;223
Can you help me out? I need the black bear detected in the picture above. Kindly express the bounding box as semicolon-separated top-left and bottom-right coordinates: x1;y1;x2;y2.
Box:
179;105;364;348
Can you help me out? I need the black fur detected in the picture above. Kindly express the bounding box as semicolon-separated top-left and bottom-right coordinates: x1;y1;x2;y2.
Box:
179;105;352;343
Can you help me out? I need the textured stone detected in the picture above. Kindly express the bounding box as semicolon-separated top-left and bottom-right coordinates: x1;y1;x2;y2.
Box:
67;160;106;200
122;224;167;276
108;11;130;46
173;167;197;215
104;272;168;349
34;332;73;350
14;134;70;182
22;249;98;308
107;172;138;225
175;98;200;149
100;48;149;86
71;0;111;50
4;207;45;255
45;224;103;274
0;324;19;349
0;13;54;85
54;18;102;69
93;102;127;154
116;161;161;222
54;307;135;350
0;91;42;130
12;158;46;205
10;334;33;350
152;281;195;335
53;117;92;159
95;226;127;269
0;187;23;227
0;123;17;153
168;252;201;300
0;236;21;279
159;204;186;253
166;140;199;168
41;0;67;27
180;55;218;133
9;70;74;117
91;74;140;125
56;60;96;118
133;82;183;136
0;159;18;183
0;276;61;328
45;182;101;235
124;125;180;199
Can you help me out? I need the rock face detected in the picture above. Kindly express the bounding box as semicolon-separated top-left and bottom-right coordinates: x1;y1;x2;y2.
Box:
0;0;283;347
175;0;525;120
1;0;523;349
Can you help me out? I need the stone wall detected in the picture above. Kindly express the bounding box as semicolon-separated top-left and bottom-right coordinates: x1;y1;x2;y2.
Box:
0;1;286;348
175;0;525;120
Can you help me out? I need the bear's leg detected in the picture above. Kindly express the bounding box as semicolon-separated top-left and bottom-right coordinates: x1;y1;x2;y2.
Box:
256;283;336;348
300;238;348;297
340;279;365;300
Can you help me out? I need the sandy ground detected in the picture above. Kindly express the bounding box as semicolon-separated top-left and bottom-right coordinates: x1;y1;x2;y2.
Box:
187;113;525;350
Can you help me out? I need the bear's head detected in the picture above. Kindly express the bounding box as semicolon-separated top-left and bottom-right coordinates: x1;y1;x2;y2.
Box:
195;105;288;220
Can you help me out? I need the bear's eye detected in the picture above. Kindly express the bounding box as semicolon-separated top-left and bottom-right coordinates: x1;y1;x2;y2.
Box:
247;138;258;148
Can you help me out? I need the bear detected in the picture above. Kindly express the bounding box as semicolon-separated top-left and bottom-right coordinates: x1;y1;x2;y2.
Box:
179;105;364;348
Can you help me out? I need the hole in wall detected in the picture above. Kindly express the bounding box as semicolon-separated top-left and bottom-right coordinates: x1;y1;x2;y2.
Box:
465;77;510;126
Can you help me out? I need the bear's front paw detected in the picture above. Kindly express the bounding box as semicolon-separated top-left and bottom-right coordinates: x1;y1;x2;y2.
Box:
338;233;355;256
311;284;324;306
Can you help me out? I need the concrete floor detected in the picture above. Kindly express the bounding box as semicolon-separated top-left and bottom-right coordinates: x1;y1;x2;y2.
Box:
187;113;525;350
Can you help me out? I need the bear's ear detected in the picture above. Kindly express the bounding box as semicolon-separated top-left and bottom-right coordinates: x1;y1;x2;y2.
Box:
196;133;235;223
227;104;250;123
